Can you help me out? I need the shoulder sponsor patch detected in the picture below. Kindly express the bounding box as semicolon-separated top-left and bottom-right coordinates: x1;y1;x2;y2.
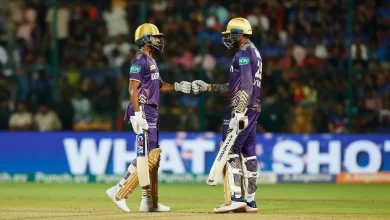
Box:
130;65;142;73
136;54;142;59
150;65;156;70
238;56;250;65
255;49;262;59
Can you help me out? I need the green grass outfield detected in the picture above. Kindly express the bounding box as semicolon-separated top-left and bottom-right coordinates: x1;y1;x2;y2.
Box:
0;183;389;220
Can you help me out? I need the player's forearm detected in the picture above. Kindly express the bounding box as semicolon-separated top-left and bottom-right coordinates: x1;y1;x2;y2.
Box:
160;82;175;93
209;83;229;94
129;88;140;112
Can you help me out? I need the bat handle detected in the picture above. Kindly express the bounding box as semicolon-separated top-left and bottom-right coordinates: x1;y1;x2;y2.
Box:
239;120;245;130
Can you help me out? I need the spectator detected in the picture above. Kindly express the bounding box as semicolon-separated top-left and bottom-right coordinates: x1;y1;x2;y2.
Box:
103;4;129;37
376;72;390;98
34;103;62;131
301;79;318;106
30;0;47;35
279;47;296;69
103;34;132;67
313;38;328;59
328;103;348;133
351;37;368;61
14;3;37;44
68;23;89;56
0;74;11;130
377;99;390;132
312;107;329;133
94;86;117;121
0;43;8;66
356;99;378;133
214;2;229;26
55;95;74;131
264;0;285;32
0;102;10;130
15;67;29;101
246;7;269;33
291;40;306;66
9;102;33;131
0;74;10;105
193;43;216;80
46;2;71;60
30;68;52;104
302;47;323;69
292;81;304;105
103;34;131;58
365;89;383;113
72;91;92;123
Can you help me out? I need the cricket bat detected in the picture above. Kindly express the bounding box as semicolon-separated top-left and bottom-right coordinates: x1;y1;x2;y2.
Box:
137;132;150;187
207;117;248;186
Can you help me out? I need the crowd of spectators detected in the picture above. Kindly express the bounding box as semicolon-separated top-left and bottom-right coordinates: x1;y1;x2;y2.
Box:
0;0;389;133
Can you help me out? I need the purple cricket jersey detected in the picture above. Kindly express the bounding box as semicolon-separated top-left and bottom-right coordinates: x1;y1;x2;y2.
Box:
129;51;161;106
228;42;262;114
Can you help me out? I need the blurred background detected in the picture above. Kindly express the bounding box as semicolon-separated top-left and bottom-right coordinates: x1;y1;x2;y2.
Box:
0;0;389;134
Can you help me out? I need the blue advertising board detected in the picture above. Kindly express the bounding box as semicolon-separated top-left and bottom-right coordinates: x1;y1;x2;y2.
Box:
0;133;389;175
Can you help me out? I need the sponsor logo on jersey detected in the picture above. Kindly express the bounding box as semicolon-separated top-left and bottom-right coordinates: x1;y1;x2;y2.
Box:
255;49;261;59
238;56;250;65
151;72;160;80
150;65;156;70
130;65;142;73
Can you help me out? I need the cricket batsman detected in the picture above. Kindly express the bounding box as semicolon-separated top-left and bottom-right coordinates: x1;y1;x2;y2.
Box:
106;23;191;212
192;18;261;213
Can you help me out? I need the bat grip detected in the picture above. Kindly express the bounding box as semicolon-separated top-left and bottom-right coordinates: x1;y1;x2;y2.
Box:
239;120;245;129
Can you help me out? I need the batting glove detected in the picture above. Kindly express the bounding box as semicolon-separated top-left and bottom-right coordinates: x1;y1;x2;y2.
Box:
191;80;209;94
175;81;192;94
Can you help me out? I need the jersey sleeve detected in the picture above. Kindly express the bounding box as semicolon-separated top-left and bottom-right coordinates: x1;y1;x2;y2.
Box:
129;55;146;83
234;51;254;113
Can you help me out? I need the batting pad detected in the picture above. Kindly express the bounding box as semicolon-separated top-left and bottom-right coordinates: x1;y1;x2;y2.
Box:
116;148;162;200
151;156;160;208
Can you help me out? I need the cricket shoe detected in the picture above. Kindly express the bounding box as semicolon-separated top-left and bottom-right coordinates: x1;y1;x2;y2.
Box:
245;201;258;213
214;201;247;213
139;196;170;212
106;184;130;212
234;200;258;213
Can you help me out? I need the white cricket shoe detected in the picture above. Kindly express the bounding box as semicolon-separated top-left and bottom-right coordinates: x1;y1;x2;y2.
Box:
233;201;259;213
214;201;247;213
243;201;258;213
106;185;130;213
139;196;170;212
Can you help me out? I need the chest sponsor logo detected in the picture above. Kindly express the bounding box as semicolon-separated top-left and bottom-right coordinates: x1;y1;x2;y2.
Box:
130;65;142;73
238;56;250;65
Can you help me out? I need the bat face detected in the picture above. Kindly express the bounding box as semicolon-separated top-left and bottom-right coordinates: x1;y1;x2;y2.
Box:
137;133;150;187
